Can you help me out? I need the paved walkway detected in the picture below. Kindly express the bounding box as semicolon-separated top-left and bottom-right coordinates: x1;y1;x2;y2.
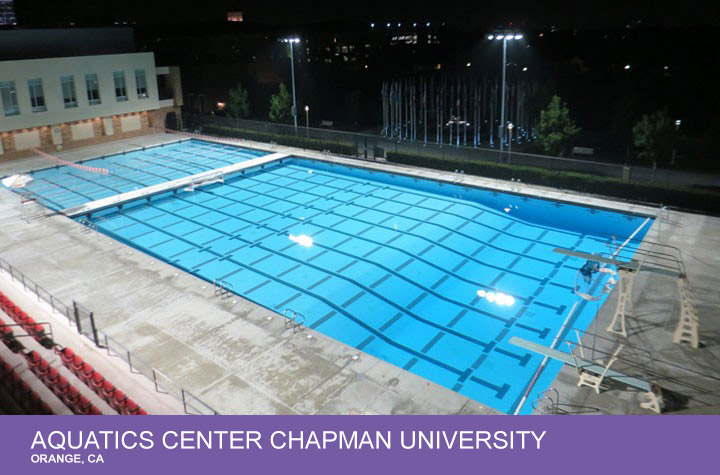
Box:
0;133;717;415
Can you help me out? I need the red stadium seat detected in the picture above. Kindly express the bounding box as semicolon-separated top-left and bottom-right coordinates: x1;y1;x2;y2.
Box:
76;395;92;415
64;386;80;405
124;398;140;415
57;347;75;364
81;363;95;381
101;380;115;397
37;359;51;377
55;376;70;394
90;372;105;390
46;367;60;384
70;355;84;373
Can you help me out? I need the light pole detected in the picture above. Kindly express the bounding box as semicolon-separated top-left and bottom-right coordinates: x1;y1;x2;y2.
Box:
305;105;310;137
282;37;300;133
672;119;681;165
488;32;523;155
507;122;514;163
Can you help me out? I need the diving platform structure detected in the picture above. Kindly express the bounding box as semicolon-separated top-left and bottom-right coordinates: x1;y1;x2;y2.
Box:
510;336;663;413
554;243;700;349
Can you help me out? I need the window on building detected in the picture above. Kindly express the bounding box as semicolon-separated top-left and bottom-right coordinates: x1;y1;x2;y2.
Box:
60;75;77;108
85;73;101;105
135;69;148;98
0;80;19;116
113;71;128;101
28;78;46;112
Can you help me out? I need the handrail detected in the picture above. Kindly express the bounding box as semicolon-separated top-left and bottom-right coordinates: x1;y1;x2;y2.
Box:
213;278;234;299
283;308;305;334
100;331;219;415
0;255;219;415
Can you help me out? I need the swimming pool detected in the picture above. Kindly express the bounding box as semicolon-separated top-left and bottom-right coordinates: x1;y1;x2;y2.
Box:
73;155;651;414
11;139;267;210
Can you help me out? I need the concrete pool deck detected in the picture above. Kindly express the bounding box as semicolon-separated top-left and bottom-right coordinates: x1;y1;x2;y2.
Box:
0;133;718;415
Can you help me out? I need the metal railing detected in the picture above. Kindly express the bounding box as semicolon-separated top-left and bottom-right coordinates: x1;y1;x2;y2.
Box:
184;115;720;188
100;331;219;415
0;256;73;323
0;255;219;415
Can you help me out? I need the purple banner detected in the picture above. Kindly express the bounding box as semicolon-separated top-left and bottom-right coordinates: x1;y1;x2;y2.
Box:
0;416;715;474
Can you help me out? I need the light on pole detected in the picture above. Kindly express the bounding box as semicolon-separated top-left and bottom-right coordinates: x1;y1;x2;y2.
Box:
282;37;300;133
305;105;310;137
488;32;523;155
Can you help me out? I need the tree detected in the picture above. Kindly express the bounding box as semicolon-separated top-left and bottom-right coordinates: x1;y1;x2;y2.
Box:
268;83;292;123
632;109;675;166
226;82;250;119
535;95;580;156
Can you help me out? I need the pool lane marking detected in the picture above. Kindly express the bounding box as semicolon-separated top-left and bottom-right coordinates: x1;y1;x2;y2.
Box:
195;182;531;311
279;163;585;248
124;196;501;351
63;152;289;217
266;166;569;265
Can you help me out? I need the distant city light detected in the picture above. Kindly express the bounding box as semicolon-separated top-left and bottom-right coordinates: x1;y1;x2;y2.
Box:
466;62;471;67
370;22;375;28
386;22;391;27
624;64;631;70
227;12;243;22
413;22;417;27
675;119;682;127
426;22;431;27
216;102;225;110
522;66;528;71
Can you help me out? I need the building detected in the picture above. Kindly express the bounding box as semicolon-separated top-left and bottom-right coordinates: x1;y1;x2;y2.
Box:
0;29;183;161
0;0;16;26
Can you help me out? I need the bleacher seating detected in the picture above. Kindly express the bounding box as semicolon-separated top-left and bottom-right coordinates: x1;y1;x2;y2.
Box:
1;290;148;415
22;349;102;415
0;354;53;414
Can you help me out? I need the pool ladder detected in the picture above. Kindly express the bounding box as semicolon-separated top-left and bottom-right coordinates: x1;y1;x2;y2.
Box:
213;278;234;299
283;308;306;334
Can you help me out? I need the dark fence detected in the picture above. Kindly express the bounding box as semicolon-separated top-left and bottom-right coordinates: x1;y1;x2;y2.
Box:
185;115;720;189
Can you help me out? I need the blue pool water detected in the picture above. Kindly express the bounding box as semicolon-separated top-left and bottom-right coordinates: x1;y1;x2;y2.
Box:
13;139;266;210
64;155;651;414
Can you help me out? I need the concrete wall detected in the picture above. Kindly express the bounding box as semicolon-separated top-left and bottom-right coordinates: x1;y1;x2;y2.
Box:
0;52;160;132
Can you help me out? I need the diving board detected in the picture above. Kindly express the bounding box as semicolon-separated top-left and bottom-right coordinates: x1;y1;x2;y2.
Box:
61;152;289;217
554;247;681;278
553;248;639;270
509;336;652;392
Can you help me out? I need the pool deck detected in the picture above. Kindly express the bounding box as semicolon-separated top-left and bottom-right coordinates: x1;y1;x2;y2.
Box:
1;133;718;415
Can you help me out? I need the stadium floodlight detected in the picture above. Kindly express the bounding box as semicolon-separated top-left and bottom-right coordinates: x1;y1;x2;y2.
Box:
280;37;301;132
488;30;524;155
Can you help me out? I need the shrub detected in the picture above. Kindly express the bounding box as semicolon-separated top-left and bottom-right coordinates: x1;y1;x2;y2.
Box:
387;152;720;213
200;125;356;156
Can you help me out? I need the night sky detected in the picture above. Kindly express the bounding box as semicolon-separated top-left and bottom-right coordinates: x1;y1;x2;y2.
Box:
12;0;720;29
